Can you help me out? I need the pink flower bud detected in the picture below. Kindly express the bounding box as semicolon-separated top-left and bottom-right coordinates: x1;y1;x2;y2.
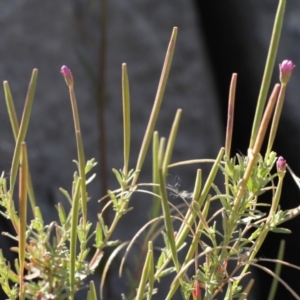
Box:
279;60;295;85
60;65;74;87
277;156;286;172
192;281;201;299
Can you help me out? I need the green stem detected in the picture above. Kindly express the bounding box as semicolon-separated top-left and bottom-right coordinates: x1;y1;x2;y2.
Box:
69;87;87;227
267;240;285;300
3;81;36;215
132;27;178;186
266;84;286;157
88;281;97;300
122;63;131;176
9;69;38;196
249;0;286;148
135;242;153;300
225;73;237;158
162;109;182;177
69;178;81;299
225;74;237;198
158;167;180;273
18;142;28;300
150;131;160;219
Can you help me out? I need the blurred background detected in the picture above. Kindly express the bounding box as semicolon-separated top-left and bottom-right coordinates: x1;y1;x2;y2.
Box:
0;0;299;299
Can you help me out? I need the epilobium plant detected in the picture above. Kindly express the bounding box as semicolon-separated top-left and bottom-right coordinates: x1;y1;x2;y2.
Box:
0;0;300;299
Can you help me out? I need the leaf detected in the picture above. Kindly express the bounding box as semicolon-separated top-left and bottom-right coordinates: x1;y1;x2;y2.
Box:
95;222;103;248
270;227;291;234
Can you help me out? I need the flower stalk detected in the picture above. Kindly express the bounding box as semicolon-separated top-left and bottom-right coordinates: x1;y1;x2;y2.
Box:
61;65;88;227
266;60;295;157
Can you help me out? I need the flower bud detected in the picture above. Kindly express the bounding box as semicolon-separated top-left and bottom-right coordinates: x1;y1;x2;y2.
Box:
279;60;295;85
60;65;74;87
192;281;201;299
276;156;286;172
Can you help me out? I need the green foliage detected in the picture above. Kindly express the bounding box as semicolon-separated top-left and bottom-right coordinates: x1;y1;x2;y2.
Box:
1;1;300;299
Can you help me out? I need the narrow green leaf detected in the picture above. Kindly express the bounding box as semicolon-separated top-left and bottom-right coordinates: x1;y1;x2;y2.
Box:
112;168;124;186
95;221;103;248
57;202;67;226
270;227;291;234
108;190;119;211
59;187;73;205
34;206;43;225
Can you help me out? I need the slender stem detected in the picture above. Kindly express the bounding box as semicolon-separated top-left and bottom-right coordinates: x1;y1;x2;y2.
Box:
89;281;97;300
193;169;202;202
266;84;286;157
3;81;19;139
132;27;178;186
135;242;153;300
18;142;28;300
162;109;182;177
150;131;160;219
98;0;108;196
158;167;179;272
267;240;285;300
69;87;87;226
147;242;155;300
9;69;38;196
225;74;237;200
122;63;131;177
198;148;224;208
225;73;237;158
69;178;81;299
249;0;286;148
3;81;36;215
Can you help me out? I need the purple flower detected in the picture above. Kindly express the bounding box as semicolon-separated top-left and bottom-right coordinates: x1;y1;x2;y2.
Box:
277;156;286;172
279;60;295;85
60;65;74;87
